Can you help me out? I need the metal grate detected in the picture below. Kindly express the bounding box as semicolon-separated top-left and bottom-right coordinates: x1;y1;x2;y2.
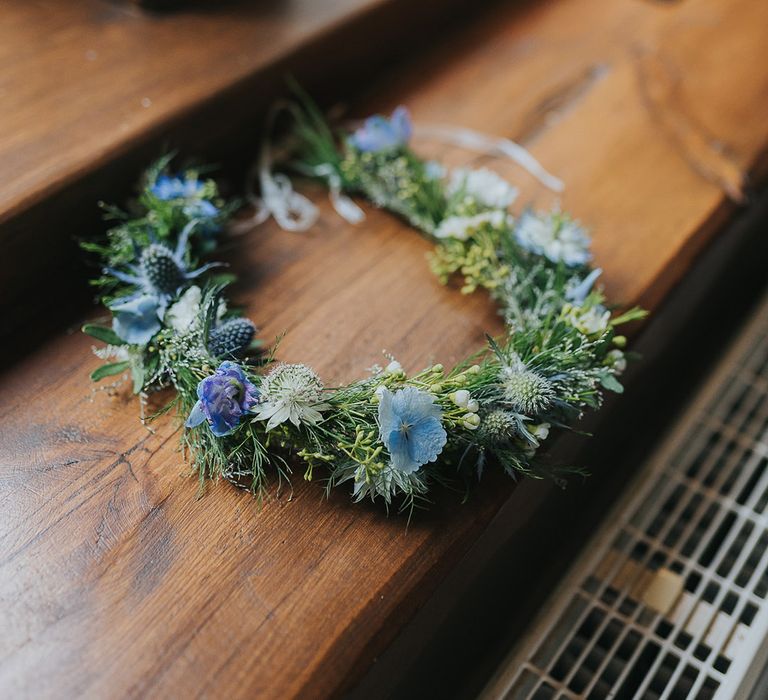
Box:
482;292;768;700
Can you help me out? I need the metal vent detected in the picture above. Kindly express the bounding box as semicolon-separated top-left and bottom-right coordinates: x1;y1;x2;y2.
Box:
482;292;768;700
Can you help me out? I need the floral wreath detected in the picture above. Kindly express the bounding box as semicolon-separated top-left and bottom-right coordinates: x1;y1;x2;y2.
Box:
83;98;645;511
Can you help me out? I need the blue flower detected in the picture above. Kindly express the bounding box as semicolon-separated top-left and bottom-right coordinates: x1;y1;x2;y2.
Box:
106;222;223;344
151;174;220;231
565;268;602;304
185;361;261;437
349;106;412;153
377;386;447;473
110;294;163;345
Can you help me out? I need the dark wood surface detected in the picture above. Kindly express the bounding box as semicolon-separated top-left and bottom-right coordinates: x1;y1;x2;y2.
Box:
2;0;768;697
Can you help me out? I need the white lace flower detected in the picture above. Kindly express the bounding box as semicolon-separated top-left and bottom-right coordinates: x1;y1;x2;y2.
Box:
252;363;331;430
434;210;507;240
515;210;591;266
448;167;518;209
165;285;202;333
567;304;611;335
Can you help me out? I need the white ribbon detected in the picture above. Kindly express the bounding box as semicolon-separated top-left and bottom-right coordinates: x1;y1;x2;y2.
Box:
413;123;564;193
237;107;564;234
232;103;363;234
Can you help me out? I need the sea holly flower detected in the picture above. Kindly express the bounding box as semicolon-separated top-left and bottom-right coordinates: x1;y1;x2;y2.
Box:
151;174;220;229
349;106;412;153
448;167;519;210
186;361;260;437
207;318;257;358
252;363;331;430
500;356;555;416
514;210;591;266
105;223;223;344
377;386;447;474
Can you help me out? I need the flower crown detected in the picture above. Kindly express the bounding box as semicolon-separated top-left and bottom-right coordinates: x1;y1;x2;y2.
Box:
83;100;644;512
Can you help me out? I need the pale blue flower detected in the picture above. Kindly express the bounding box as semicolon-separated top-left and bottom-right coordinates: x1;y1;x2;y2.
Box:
565;268;602;304
186;361;260;437
151;174;220;231
110;294;163;345
349;106;412;153
377;386;447;473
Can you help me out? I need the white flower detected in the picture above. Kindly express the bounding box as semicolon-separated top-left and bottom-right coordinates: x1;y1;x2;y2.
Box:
515;210;591;266
385;360;403;375
165;285;202;333
434;210;507;241
466;399;479;413
531;423;550;442
448;168;518;209
567;304;611;335
452;389;470;408
607;349;627;374
461;412;481;430
252;363;331;430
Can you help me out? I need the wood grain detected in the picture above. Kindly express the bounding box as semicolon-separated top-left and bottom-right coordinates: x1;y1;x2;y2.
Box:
2;0;768;697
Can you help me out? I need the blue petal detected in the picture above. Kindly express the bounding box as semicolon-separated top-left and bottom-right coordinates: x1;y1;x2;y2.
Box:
109;294;162;345
565;268;602;304
185;401;207;428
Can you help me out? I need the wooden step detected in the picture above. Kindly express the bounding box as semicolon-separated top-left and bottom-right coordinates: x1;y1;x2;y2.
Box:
2;0;768;698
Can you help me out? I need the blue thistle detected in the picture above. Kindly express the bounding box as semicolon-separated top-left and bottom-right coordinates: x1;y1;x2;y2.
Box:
208;318;256;358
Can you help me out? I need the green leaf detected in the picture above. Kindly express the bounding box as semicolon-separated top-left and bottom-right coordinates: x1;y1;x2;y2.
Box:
90;361;130;382
600;373;624;394
132;363;146;395
82;324;124;346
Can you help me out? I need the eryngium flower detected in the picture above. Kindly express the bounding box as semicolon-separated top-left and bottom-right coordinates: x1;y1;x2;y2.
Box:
186;361;260;437
252;363;330;430
208;318;256;358
106;222;222;344
477;409;518;445
349;106;412;153
501;362;555;416
377;386;447;474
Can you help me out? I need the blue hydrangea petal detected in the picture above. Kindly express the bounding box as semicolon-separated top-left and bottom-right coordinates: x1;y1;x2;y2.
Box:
350;107;412;153
408;418;447;465
110;294;162;345
377;386;447;473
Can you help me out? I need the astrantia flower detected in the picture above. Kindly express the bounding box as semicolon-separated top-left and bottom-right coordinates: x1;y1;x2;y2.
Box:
434;210;507;241
106;223;222;344
515;210;591;266
186;361;260;437
500;357;555;416
349;106;412;153
448;167;518;209
151;174;220;228
377;386;447;474
252;363;330;430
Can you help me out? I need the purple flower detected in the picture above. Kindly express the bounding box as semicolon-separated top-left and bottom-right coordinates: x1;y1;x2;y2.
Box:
185;361;260;437
349;106;412;153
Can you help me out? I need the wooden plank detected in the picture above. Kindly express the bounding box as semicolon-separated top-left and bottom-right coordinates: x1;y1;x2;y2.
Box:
2;0;768;697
